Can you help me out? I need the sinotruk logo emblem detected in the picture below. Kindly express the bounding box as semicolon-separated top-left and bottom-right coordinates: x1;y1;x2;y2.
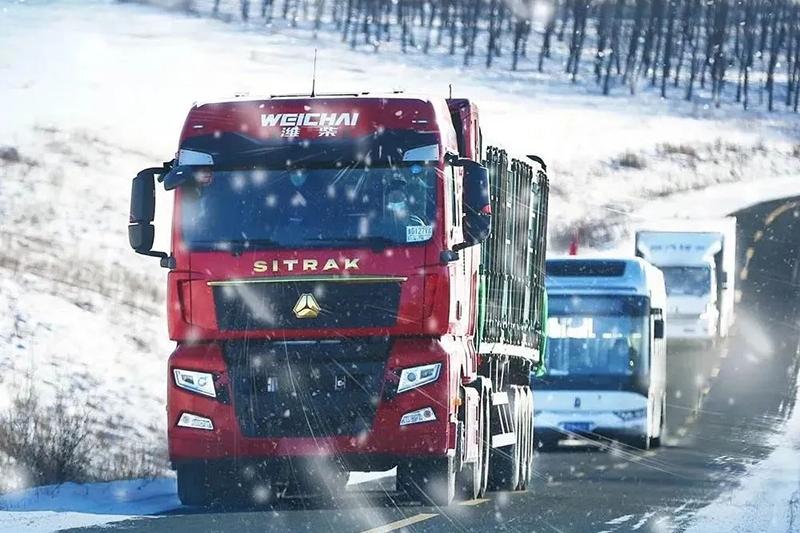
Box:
293;293;321;319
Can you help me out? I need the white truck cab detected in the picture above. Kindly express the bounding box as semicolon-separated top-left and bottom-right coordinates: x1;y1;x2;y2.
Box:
635;218;736;345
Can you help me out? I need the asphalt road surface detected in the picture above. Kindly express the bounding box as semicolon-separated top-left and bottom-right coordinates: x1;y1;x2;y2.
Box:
72;196;800;533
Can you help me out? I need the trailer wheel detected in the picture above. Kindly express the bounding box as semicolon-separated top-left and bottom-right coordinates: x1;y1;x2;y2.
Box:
398;456;456;507
487;386;521;492
478;380;491;497
518;386;534;490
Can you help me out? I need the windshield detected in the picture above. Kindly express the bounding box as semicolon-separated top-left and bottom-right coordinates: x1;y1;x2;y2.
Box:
539;295;649;379
179;163;437;250
661;266;712;296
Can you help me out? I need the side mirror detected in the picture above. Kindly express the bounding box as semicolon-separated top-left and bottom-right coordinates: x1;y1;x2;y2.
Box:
456;160;492;250
651;308;665;339
129;167;171;265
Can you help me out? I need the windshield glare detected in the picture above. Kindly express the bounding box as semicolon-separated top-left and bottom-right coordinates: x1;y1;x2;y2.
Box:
542;295;649;378
179;163;437;250
662;266;712;296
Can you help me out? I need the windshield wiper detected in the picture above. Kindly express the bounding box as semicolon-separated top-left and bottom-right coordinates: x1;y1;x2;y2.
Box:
305;236;397;251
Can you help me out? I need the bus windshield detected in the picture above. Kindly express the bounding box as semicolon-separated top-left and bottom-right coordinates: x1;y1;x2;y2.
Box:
539;295;650;382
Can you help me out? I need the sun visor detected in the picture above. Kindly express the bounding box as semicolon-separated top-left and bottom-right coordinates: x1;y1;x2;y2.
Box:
162;150;215;190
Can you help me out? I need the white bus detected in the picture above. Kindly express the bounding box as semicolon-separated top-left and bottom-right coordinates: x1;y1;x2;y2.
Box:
533;258;667;450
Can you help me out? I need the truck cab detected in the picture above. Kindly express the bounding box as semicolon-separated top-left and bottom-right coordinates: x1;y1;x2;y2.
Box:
128;93;548;507
635;218;736;346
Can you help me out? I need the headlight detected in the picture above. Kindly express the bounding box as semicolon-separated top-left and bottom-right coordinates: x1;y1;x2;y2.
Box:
397;363;441;393
177;412;214;431
613;408;647;421
173;369;216;398
399;407;437;426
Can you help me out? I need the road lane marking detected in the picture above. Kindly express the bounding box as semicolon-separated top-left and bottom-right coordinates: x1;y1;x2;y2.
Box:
361;513;439;533
711;366;720;378
459;498;490;506
764;200;800;226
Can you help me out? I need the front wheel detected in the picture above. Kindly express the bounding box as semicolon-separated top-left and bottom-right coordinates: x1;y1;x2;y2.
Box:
176;463;213;506
398;457;456;507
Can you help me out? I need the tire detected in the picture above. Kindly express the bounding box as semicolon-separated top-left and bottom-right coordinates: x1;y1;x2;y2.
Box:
456;413;480;500
177;463;213;506
487;386;521;492
398;456;456;507
631;434;651;450
478;383;491;497
518;387;534;490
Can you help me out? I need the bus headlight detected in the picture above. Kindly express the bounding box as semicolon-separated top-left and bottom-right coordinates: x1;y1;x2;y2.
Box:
613;408;647;421
173;369;217;398
397;363;441;393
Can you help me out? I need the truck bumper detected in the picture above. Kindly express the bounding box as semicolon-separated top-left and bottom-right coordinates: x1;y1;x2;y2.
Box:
667;317;716;342
167;339;459;466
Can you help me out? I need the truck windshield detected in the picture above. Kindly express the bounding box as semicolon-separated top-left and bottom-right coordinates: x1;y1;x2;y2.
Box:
539;295;649;381
661;266;711;296
179;163;437;250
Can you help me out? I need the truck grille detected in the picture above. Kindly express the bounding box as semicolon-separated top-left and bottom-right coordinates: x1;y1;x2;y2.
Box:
212;279;402;331
224;338;390;439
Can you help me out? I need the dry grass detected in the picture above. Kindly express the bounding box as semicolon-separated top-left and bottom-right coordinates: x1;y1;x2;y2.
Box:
616;151;648;169
658;142;699;159
0;379;168;494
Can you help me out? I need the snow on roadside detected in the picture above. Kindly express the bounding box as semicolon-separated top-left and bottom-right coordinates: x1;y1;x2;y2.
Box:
0;478;179;533
682;369;800;532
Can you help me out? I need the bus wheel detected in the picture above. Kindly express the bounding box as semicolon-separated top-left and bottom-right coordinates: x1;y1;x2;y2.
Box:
398;457;456;507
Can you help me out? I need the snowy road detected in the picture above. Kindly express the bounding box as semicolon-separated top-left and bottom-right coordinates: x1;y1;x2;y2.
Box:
61;196;800;532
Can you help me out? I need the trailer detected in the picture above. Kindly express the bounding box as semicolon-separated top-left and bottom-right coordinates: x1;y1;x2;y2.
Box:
128;93;548;506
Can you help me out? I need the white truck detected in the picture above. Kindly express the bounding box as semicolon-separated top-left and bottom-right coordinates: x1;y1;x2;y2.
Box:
635;218;736;346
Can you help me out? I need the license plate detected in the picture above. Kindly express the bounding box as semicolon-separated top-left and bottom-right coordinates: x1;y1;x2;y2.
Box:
562;422;593;432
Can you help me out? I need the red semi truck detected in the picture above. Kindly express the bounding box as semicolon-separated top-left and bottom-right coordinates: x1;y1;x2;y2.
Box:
129;93;549;506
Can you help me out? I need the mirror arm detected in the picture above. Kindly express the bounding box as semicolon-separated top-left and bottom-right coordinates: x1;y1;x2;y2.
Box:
135;249;175;269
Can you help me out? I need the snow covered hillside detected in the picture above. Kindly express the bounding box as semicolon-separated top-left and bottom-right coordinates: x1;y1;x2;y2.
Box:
0;0;798;495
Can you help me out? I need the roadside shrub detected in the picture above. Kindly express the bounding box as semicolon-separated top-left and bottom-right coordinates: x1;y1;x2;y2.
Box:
616;151;647;169
658;142;699;159
0;388;93;489
0;383;169;493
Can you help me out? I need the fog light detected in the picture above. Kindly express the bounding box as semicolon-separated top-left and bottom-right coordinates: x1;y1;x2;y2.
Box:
399;407;437;426
177;412;214;431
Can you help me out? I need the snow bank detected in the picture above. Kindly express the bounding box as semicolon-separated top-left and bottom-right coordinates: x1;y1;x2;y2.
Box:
0;478;179;533
683;369;800;532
